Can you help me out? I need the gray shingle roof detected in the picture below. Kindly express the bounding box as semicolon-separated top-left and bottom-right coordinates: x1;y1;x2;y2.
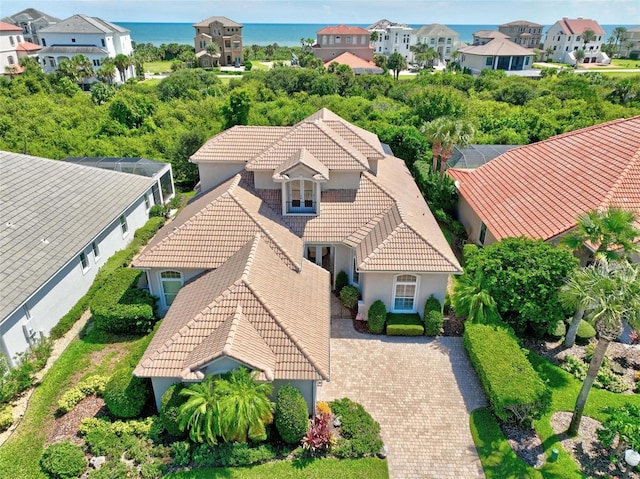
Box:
39;14;128;34
39;45;109;55
1;8;61;24
0;151;155;321
413;23;459;38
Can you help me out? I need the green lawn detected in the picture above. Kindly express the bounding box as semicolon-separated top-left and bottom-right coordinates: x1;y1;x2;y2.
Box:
166;458;389;479
252;62;270;71
472;351;640;478
145;60;172;74
611;58;640;69
0;328;151;479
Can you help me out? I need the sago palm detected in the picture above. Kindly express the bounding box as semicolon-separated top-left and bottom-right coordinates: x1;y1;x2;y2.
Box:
178;376;221;445
216;368;274;443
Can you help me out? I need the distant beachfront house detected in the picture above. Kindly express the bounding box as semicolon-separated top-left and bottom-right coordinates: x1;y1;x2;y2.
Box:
0;21;41;74
0;151;158;367
193;16;243;67
413;24;460;62
543;17;609;65
37;14;135;83
367;19;414;62
313;25;373;63
498;20;543;49
324;51;383;74
620;26;640;59
458;31;534;74
1;8;60;46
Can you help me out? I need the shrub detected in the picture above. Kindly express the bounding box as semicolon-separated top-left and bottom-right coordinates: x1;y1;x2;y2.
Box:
334;271;349;294
425;310;444;337
39;441;87;479
58;375;109;413
0;339;52;405
301;413;334;456
148;205;167;218
0;404;12;432
386;313;424;336
274;384;309;444
576;320;596;344
132;216;165;247
160;383;186;437
367;300;387;334
340;285;360;309
171;441;191;467
316;401;332;416
548;321;566;339
464;323;551;425
103;369;149;419
424;295;442;314
329;398;382;457
561;356;627;393
90;268;157;335
191;442;276;467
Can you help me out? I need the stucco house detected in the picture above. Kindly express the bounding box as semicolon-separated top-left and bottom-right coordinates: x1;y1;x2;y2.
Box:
313;25;373;63
1;8;60;46
368;19;414;61
0;151;158;366
38;14;135;83
0;21;42;74
447;116;640;253
543;17;609;65
620;26;640;59
413;24;461;63
498;20;543;49
458;31;534;74
324;51;384;74
132;109;461;411
193;16;243;67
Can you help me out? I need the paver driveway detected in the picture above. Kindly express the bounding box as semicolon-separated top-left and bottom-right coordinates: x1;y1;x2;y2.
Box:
318;319;487;479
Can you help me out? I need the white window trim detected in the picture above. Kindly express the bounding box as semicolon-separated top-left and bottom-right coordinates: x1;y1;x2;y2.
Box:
283;178;319;216
119;215;129;237
160;270;183;309
391;274;420;313
351;254;360;286
80;251;90;274
92;241;101;261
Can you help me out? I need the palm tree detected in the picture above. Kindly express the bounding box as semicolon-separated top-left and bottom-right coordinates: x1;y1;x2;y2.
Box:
370;31;379;43
18;56;41;75
581;29;596;52
561;207;640;262
215;368;274;443
613;26;627;57
205;42;220;67
574;49;586;66
96;58;116;84
545;47;554;62
567;259;640;436
386;52;407;80
71;54;93;90
178;376;221;445
452;271;502;324
113;53;131;82
423;117;474;180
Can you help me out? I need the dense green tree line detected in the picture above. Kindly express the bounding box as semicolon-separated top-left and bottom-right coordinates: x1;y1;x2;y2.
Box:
1;64;639;189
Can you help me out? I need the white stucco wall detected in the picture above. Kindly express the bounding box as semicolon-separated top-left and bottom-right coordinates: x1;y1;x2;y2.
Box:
145;268;207;314
197;163;245;191
333;244;353;284
322;171;360;190
1;193;152;365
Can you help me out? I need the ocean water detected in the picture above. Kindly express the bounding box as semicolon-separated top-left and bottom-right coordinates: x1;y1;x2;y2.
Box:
119;22;633;48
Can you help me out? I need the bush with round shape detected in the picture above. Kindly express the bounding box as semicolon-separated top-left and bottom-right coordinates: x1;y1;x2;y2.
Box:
340;285;360;309
424;295;442;314
104;369;149;419
160;383;187;437
576;320;596;344
0;404;13;432
334;271;348;294
39;441;87;479
367;300;387;335
548;321;566;339
425;310;444;337
274;384;308;444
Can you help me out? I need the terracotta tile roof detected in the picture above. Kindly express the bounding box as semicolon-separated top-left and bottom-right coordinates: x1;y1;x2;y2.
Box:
273;148;329;181
448;116;640;242
134;235;330;381
132;175;303;270
0;21;22;31
557;18;605;35
317;25;370;35
191;126;289;163
324;52;384;74
15;41;41;52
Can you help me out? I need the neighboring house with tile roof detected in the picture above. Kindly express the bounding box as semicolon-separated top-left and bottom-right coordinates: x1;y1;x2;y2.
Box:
0;21;26;74
413;24;461;62
193;16;243;67
313;25;374;63
325;51;384;74
458;30;534;74
38;14;135;83
1;8;60;46
133;108;461;411
498;20;544;49
447;116;640;254
543;17;609;65
0;151;157;366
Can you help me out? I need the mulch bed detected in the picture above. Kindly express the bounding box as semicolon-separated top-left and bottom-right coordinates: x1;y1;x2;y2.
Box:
350;311;467;337
46;395;107;446
502;423;545;469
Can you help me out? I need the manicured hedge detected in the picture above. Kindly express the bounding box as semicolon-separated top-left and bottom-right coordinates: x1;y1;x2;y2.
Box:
367;300;387;335
103;369;149;419
386;313;424;336
330;398;382;458
576;320;596;344
340;285;360;309
424;295;442;314
274;384;309;444
334;271;349;294
464;323;551;425
425;310;444;337
90;268;157;335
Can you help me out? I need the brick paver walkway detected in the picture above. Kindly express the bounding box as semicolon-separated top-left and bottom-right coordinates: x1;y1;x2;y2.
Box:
318;319;487;479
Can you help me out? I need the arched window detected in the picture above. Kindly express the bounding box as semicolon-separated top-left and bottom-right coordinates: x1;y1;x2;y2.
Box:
9;36;14;46
160;271;183;307
393;274;418;311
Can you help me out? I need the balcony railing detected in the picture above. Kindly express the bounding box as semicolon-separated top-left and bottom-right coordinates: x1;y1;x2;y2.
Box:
286;200;316;214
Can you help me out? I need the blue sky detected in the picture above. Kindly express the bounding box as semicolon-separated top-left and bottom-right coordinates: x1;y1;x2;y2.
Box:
1;0;638;24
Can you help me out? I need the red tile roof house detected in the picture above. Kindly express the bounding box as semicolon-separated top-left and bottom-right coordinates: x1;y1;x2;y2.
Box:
133;108;462;411
313;25;374;63
542;17;609;65
447;116;640;261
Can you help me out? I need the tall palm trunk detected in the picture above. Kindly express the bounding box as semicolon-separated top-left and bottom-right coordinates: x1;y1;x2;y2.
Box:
568;336;611;436
564;307;585;348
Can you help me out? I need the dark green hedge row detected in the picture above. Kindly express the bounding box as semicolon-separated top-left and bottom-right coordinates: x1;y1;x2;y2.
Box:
464;323;551;425
386;313;424;336
90;268;157;335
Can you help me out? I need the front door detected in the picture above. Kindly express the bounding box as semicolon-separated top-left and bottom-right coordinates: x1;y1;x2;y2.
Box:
306;245;334;278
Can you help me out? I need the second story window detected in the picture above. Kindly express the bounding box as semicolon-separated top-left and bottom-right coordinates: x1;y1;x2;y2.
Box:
287;179;316;214
119;215;128;236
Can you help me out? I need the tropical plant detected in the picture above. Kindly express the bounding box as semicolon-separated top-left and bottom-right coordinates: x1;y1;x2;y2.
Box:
597;403;640;454
422;116;474;180
301;412;334;455
574;49;586;65
370;31;379;43
387;52;407;80
178;376;221;445
545;47;554;61
581;29;596;51
215;368;274;443
613;26;628;56
561;207;640;262
113;53;131;82
452;271;501;324
568;259;640;436
96;59;116;84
